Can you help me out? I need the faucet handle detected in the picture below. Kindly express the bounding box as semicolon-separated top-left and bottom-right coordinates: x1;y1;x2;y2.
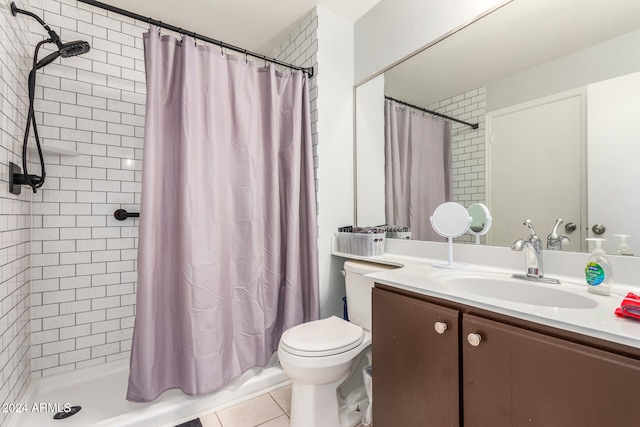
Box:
547;219;563;242
551;218;563;235
547;218;570;250
523;219;538;237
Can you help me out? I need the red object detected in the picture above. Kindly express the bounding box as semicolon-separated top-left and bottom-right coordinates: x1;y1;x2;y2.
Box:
615;292;640;320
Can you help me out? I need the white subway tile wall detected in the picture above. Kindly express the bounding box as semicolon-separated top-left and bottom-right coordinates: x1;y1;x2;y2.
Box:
0;2;34;426
28;0;147;379
430;87;486;244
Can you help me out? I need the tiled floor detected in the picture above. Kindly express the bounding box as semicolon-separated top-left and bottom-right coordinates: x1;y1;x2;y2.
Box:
197;384;365;427
199;384;292;427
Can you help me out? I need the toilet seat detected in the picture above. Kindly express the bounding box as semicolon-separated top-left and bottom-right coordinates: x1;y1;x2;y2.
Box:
280;316;364;357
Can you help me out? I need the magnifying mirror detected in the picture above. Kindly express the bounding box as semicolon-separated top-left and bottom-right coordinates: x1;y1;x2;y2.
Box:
467;203;493;244
430;202;472;269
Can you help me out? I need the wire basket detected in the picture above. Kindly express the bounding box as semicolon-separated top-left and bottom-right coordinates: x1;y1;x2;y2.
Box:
337;232;386;256
385;231;412;240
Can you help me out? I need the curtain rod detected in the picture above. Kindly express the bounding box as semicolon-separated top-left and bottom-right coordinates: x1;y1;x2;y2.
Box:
385;96;478;130
76;0;314;77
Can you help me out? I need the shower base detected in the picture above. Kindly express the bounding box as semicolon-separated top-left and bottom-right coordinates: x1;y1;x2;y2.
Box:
6;356;289;427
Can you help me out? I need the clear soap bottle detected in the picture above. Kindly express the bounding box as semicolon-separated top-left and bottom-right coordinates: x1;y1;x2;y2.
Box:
585;238;613;296
614;234;633;256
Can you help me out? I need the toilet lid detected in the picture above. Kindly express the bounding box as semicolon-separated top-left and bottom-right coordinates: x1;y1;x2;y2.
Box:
280;316;364;357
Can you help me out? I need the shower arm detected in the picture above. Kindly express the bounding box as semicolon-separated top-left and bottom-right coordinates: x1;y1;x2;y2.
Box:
9;3;91;195
11;3;63;46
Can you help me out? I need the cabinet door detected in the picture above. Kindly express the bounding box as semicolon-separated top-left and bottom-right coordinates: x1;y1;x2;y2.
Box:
463;314;640;426
372;288;460;426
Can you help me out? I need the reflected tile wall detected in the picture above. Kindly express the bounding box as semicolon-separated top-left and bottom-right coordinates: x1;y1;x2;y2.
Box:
430;86;486;244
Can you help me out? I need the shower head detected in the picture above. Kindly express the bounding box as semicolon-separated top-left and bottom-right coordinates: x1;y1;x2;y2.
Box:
10;2;91;64
32;41;90;71
30;41;88;71
58;40;91;58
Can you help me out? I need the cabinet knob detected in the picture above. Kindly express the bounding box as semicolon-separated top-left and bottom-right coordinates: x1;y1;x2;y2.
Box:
467;333;482;347
434;321;448;334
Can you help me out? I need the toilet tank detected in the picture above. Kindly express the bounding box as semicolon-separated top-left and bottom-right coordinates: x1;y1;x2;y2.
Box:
344;260;397;332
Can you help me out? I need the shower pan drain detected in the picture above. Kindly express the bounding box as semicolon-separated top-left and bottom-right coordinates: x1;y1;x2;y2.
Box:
53;406;81;420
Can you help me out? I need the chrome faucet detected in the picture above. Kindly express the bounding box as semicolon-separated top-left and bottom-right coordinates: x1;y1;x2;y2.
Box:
511;219;560;284
547;219;570;251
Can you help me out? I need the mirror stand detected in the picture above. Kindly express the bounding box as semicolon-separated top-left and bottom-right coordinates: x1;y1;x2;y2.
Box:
430;202;472;270
468;203;493;245
432;236;471;270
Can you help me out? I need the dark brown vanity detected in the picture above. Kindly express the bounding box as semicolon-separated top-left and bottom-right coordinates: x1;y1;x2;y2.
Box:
372;284;640;426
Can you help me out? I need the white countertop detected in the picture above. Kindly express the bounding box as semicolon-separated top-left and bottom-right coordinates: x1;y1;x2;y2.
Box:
332;249;640;351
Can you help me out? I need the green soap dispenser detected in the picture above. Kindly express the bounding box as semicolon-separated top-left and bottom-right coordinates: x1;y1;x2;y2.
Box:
585;238;613;296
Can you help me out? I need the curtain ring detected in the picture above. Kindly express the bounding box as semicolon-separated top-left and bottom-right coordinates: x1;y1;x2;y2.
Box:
219;43;224;56
244;50;248;64
157;22;162;36
147;17;152;29
193;32;197;47
178;28;183;45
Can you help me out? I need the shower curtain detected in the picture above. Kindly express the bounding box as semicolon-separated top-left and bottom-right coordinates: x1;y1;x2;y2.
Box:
385;99;452;241
127;28;320;402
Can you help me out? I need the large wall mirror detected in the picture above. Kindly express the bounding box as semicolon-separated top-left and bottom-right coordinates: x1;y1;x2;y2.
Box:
355;0;640;255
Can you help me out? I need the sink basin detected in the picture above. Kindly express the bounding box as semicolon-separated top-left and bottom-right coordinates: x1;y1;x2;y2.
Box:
435;274;598;309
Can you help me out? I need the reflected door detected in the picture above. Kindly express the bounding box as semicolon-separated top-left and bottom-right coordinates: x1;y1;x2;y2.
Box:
587;72;640;254
487;91;586;251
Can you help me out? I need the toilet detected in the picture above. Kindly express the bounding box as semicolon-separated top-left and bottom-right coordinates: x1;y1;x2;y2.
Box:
278;260;395;427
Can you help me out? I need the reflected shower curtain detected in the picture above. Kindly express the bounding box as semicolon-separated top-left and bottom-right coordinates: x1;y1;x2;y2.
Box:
385;99;452;241
127;28;320;402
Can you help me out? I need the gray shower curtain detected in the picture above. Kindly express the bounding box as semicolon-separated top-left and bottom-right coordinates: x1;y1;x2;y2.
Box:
127;28;320;402
385;99;452;241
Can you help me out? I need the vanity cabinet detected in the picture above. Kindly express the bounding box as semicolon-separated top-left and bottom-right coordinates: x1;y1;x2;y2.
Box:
462;314;640;426
372;287;460;426
372;286;640;427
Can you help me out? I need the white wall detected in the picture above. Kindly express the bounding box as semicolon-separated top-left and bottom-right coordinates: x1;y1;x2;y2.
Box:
355;73;385;226
354;0;506;83
0;3;33;425
486;29;640;112
315;6;355;318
